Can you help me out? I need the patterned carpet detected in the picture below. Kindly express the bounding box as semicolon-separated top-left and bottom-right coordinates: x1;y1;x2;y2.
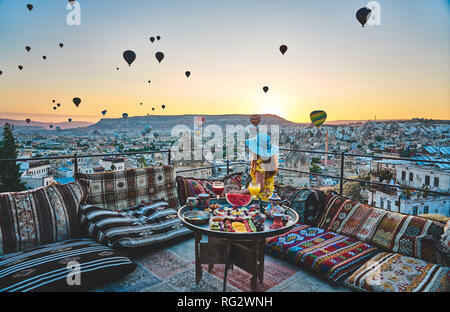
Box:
91;236;351;292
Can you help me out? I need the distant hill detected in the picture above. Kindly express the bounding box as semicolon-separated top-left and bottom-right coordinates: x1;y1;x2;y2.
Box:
0;119;93;130
85;114;301;131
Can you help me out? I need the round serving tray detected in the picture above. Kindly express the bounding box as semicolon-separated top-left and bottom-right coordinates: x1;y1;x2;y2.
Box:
178;198;299;240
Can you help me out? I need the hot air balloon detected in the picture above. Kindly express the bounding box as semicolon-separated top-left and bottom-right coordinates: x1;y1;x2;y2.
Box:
185;71;191;78
156;35;161;41
310;110;327;128
153;132;159;138
42;56;47;60
26;118;31;124
53;106;57;110
140;102;143;106
59;43;64;48
356;7;372;27
26;4;33;11
56;126;61;131
150;37;155;43
49;125;53;129
155;52;164;63
250;114;262;127
18;65;23;71
279;45;288;55
144;126;152;134
148;80;151;84
57;103;61;107
141;130;147;137
263;86;269;93
52;100;56;103
68;118;72;123
73;97;81;107
25;46;31;52
123;50;136;66
161;105;166;109
116;67;119;70
0;71;2;76
102;110;107;116
152;107;155;111
122;113;128;120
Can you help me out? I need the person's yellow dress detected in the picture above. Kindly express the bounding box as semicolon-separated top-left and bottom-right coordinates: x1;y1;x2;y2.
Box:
250;158;276;201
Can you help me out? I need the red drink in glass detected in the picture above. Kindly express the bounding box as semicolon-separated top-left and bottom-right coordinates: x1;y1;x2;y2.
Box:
212;186;225;197
212;182;225;200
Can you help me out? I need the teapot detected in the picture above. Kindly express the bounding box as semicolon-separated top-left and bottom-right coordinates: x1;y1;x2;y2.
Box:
265;192;285;217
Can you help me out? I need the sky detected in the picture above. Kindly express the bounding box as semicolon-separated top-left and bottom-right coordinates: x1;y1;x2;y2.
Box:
0;0;449;123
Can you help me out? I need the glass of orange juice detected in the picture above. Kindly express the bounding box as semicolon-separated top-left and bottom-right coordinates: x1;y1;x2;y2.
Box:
248;182;261;200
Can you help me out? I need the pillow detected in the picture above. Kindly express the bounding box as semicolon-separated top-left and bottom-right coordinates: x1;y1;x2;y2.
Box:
176;172;243;206
0;238;136;292
274;185;300;203
0;180;90;256
272;186;326;226
75;166;179;211
291;189;327;226
440;220;450;266
79;200;192;249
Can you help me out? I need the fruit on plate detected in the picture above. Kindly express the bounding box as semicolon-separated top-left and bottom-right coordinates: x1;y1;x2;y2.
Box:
209;203;221;210
210;222;221;231
231;222;247;233
226;193;252;207
214;207;259;219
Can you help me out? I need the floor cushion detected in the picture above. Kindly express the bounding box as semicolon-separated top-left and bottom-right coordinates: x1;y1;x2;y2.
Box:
176;172;242;206
0;179;90;256
317;194;445;263
75;166;178;211
79;200;192;249
0;238;136;292
344;252;449;292
266;224;380;283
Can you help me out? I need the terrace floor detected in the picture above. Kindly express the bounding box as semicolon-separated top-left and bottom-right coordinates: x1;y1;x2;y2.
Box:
91;236;351;292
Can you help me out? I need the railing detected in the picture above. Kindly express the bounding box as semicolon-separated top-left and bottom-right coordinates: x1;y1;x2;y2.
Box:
1;147;449;197
277;148;450;197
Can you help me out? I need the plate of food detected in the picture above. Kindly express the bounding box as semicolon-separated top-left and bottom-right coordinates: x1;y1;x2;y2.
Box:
183;210;211;225
209;217;258;233
213;206;260;220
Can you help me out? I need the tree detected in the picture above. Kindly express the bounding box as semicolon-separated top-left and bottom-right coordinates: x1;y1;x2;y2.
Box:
310;164;322;173
311;157;320;164
0;123;26;192
137;156;148;168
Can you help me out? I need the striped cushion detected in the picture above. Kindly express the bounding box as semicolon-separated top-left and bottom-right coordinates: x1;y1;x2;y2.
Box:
344;252;449;292
79;200;192;248
0;238;136;292
75;166;179;211
0;180;90;256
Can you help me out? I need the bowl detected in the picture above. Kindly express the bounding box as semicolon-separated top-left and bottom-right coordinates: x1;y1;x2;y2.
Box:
183;210;211;225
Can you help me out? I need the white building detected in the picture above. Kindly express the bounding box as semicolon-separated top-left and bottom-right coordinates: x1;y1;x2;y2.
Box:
368;161;450;217
99;157;125;172
21;161;54;189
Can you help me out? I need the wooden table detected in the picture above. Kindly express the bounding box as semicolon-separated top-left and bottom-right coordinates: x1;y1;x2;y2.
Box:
178;200;298;291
